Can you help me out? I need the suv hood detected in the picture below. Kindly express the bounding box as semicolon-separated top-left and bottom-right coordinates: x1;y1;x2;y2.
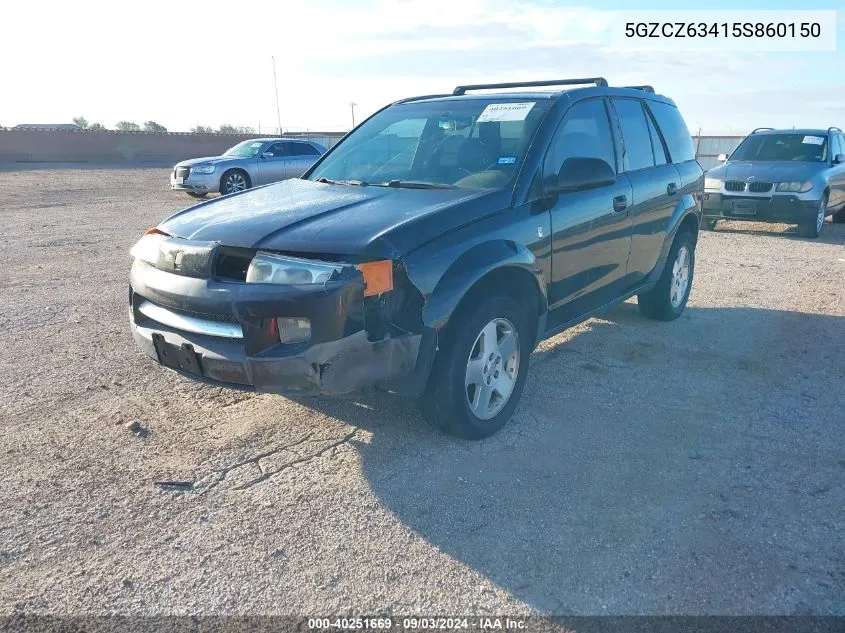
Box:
158;178;504;258
709;161;825;182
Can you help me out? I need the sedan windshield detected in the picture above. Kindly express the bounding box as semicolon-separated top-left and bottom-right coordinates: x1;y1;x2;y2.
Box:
223;140;266;158
308;98;552;189
730;133;828;162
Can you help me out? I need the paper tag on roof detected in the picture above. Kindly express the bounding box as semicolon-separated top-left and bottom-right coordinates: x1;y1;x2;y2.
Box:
802;135;825;145
476;102;536;123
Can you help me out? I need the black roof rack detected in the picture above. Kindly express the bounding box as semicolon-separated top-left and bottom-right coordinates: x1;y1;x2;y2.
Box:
828;126;842;134
394;93;452;104
624;85;654;93
751;127;775;134
452;77;608;96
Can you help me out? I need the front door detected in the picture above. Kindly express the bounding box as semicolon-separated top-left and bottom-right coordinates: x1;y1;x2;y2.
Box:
543;98;633;322
256;142;288;185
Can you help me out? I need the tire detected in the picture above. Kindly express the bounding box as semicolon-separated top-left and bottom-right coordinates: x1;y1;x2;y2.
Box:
700;217;718;231
798;195;827;238
638;228;695;321
421;295;531;440
831;208;845;224
186;192;207;199
219;169;251;196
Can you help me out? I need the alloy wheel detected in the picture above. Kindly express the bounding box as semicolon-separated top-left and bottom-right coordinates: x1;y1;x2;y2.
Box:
670;245;691;309
224;173;247;194
464;318;520;420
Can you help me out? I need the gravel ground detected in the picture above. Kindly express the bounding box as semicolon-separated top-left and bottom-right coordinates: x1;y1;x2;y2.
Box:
0;169;843;616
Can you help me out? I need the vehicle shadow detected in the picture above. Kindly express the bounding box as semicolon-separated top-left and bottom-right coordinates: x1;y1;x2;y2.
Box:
712;219;845;244
294;303;845;614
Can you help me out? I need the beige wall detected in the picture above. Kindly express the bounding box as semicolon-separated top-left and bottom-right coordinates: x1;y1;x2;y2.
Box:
0;129;345;165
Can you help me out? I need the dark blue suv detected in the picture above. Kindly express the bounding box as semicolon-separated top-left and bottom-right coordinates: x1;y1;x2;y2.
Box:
129;77;704;438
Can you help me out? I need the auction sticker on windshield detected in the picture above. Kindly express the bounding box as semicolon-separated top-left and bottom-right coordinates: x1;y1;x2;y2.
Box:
803;136;825;145
476;102;535;123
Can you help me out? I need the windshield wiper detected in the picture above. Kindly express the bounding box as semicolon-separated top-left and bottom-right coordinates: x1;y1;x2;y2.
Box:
374;180;456;190
315;177;369;186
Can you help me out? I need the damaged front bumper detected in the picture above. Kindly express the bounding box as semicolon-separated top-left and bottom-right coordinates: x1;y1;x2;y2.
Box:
129;260;432;396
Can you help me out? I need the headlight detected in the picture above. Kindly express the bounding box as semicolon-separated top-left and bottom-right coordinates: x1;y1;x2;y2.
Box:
245;253;343;284
704;177;722;191
130;231;168;265
776;181;813;193
191;164;216;174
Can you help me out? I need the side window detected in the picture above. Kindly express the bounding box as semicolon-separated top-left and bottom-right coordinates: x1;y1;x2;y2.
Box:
264;142;286;157
542;99;615;187
839;134;845;158
282;141;308;156
645;110;668;166
611;98;655;172
295;143;322;156
647;101;696;163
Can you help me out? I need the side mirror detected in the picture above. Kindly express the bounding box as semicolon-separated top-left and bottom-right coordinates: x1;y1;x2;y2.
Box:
261;152;274;159
548;157;616;194
717;153;728;162
833;154;845;164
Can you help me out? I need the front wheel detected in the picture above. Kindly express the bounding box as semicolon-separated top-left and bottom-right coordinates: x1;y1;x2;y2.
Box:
638;229;695;321
798;196;827;238
219;170;250;196
700;217;718;231
421;295;531;440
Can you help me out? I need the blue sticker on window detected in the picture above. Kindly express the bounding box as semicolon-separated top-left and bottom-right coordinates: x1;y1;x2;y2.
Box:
497;155;517;165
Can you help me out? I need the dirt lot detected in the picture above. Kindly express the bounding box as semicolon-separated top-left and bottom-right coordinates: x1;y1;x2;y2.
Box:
0;169;843;616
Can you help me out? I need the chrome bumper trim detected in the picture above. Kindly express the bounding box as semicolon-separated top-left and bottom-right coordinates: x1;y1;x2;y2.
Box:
137;300;243;339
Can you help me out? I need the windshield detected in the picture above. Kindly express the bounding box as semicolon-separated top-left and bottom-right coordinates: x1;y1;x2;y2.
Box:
308;98;552;189
223;140;266;158
730;133;828;162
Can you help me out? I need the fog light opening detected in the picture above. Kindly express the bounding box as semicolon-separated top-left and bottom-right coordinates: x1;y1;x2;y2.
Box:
276;317;311;344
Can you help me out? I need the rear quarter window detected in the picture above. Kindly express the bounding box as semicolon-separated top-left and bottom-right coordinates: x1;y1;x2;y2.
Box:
647;101;696;163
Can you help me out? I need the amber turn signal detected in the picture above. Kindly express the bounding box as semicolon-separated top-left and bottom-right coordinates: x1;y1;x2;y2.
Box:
356;260;393;297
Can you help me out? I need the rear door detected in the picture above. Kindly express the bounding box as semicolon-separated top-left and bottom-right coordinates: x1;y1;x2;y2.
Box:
256;142;288;184
609;97;680;286
544;98;634;319
283;141;323;178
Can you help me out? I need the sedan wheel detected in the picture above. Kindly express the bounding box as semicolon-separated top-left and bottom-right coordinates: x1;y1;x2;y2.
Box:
221;171;249;195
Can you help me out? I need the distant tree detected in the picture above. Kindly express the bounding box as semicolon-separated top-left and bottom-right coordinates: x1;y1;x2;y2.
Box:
88;122;107;131
217;124;255;134
190;125;213;133
115;121;141;132
143;120;167;133
72;116;89;130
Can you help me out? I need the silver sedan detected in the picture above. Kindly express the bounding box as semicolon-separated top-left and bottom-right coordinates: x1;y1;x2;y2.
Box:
170;138;326;198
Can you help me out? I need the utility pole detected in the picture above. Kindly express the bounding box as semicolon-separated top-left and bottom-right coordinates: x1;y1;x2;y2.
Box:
271;56;282;135
350;101;358;129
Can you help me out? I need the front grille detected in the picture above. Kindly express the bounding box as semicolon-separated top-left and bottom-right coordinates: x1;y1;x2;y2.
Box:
175;166;191;179
725;181;746;192
748;182;773;192
136;295;239;325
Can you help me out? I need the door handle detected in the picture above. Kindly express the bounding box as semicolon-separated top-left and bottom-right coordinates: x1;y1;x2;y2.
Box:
667;182;678;196
613;195;628;212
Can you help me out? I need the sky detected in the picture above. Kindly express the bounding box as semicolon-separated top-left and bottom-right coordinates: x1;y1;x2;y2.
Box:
1;0;843;134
